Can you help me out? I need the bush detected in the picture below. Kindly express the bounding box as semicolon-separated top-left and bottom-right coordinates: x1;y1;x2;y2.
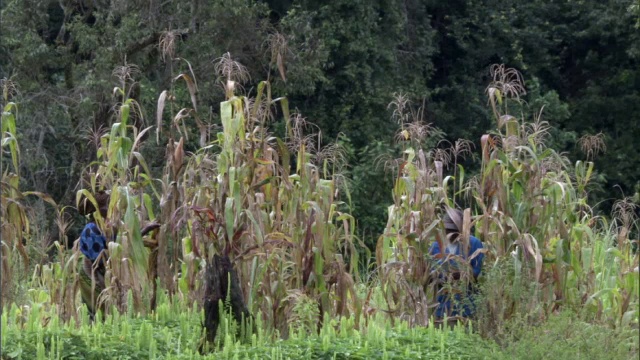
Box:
500;311;639;360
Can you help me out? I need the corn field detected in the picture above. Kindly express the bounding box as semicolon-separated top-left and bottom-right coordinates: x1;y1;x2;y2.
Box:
1;58;638;358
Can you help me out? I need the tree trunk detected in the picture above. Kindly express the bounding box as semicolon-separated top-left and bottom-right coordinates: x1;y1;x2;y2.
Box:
202;255;252;349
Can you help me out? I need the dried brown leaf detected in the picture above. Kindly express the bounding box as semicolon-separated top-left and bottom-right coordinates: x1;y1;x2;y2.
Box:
174;74;198;112
157;90;169;143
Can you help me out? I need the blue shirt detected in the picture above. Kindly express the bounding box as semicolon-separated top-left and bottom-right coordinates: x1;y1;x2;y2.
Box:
429;235;484;318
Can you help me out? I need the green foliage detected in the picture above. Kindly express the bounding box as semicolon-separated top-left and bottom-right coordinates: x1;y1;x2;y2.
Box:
474;258;541;340
1;296;507;360
0;0;272;207
2;0;638;238
1;1;639;357
4;295;636;359
1;296;203;359
349;141;399;242
278;0;435;146
6;54;637;359
11;48;363;337
500;311;638;360
374;65;639;333
1;80;30;307
167;63;362;335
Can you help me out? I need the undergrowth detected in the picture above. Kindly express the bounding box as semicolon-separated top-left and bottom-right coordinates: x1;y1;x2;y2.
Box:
3;298;636;359
500;311;638;360
1;296;505;360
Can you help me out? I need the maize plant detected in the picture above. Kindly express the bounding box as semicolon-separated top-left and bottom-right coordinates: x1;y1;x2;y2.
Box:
63;64;161;317
148;53;362;337
1;79;29;309
376;65;639;331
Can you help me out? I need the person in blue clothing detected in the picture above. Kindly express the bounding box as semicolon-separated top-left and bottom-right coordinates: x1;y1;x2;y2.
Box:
77;190;160;318
78;191;110;261
77;190;111;318
429;207;484;321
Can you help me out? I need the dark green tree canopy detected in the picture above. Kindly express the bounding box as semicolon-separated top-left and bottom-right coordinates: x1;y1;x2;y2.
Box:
1;0;638;241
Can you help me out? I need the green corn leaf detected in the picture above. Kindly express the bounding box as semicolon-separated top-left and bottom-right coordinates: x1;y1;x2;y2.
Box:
225;197;235;242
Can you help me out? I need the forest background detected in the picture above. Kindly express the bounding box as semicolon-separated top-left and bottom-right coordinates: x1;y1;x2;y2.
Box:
1;0;639;248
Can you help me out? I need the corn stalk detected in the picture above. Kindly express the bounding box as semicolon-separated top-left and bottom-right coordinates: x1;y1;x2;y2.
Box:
162;58;361;336
1;90;30;309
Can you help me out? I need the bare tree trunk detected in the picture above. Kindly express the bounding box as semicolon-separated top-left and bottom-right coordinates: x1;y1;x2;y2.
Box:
190;0;199;33
201;255;252;351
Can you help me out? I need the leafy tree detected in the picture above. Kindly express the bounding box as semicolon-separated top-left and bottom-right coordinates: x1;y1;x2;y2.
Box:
2;0;638;245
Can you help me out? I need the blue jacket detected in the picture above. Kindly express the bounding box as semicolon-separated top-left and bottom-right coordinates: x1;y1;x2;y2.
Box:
429;235;484;318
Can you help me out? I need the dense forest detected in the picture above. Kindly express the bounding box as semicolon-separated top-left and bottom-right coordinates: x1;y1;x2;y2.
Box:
1;0;638;242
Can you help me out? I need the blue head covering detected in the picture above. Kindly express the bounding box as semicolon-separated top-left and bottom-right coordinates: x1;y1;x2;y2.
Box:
80;222;107;261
